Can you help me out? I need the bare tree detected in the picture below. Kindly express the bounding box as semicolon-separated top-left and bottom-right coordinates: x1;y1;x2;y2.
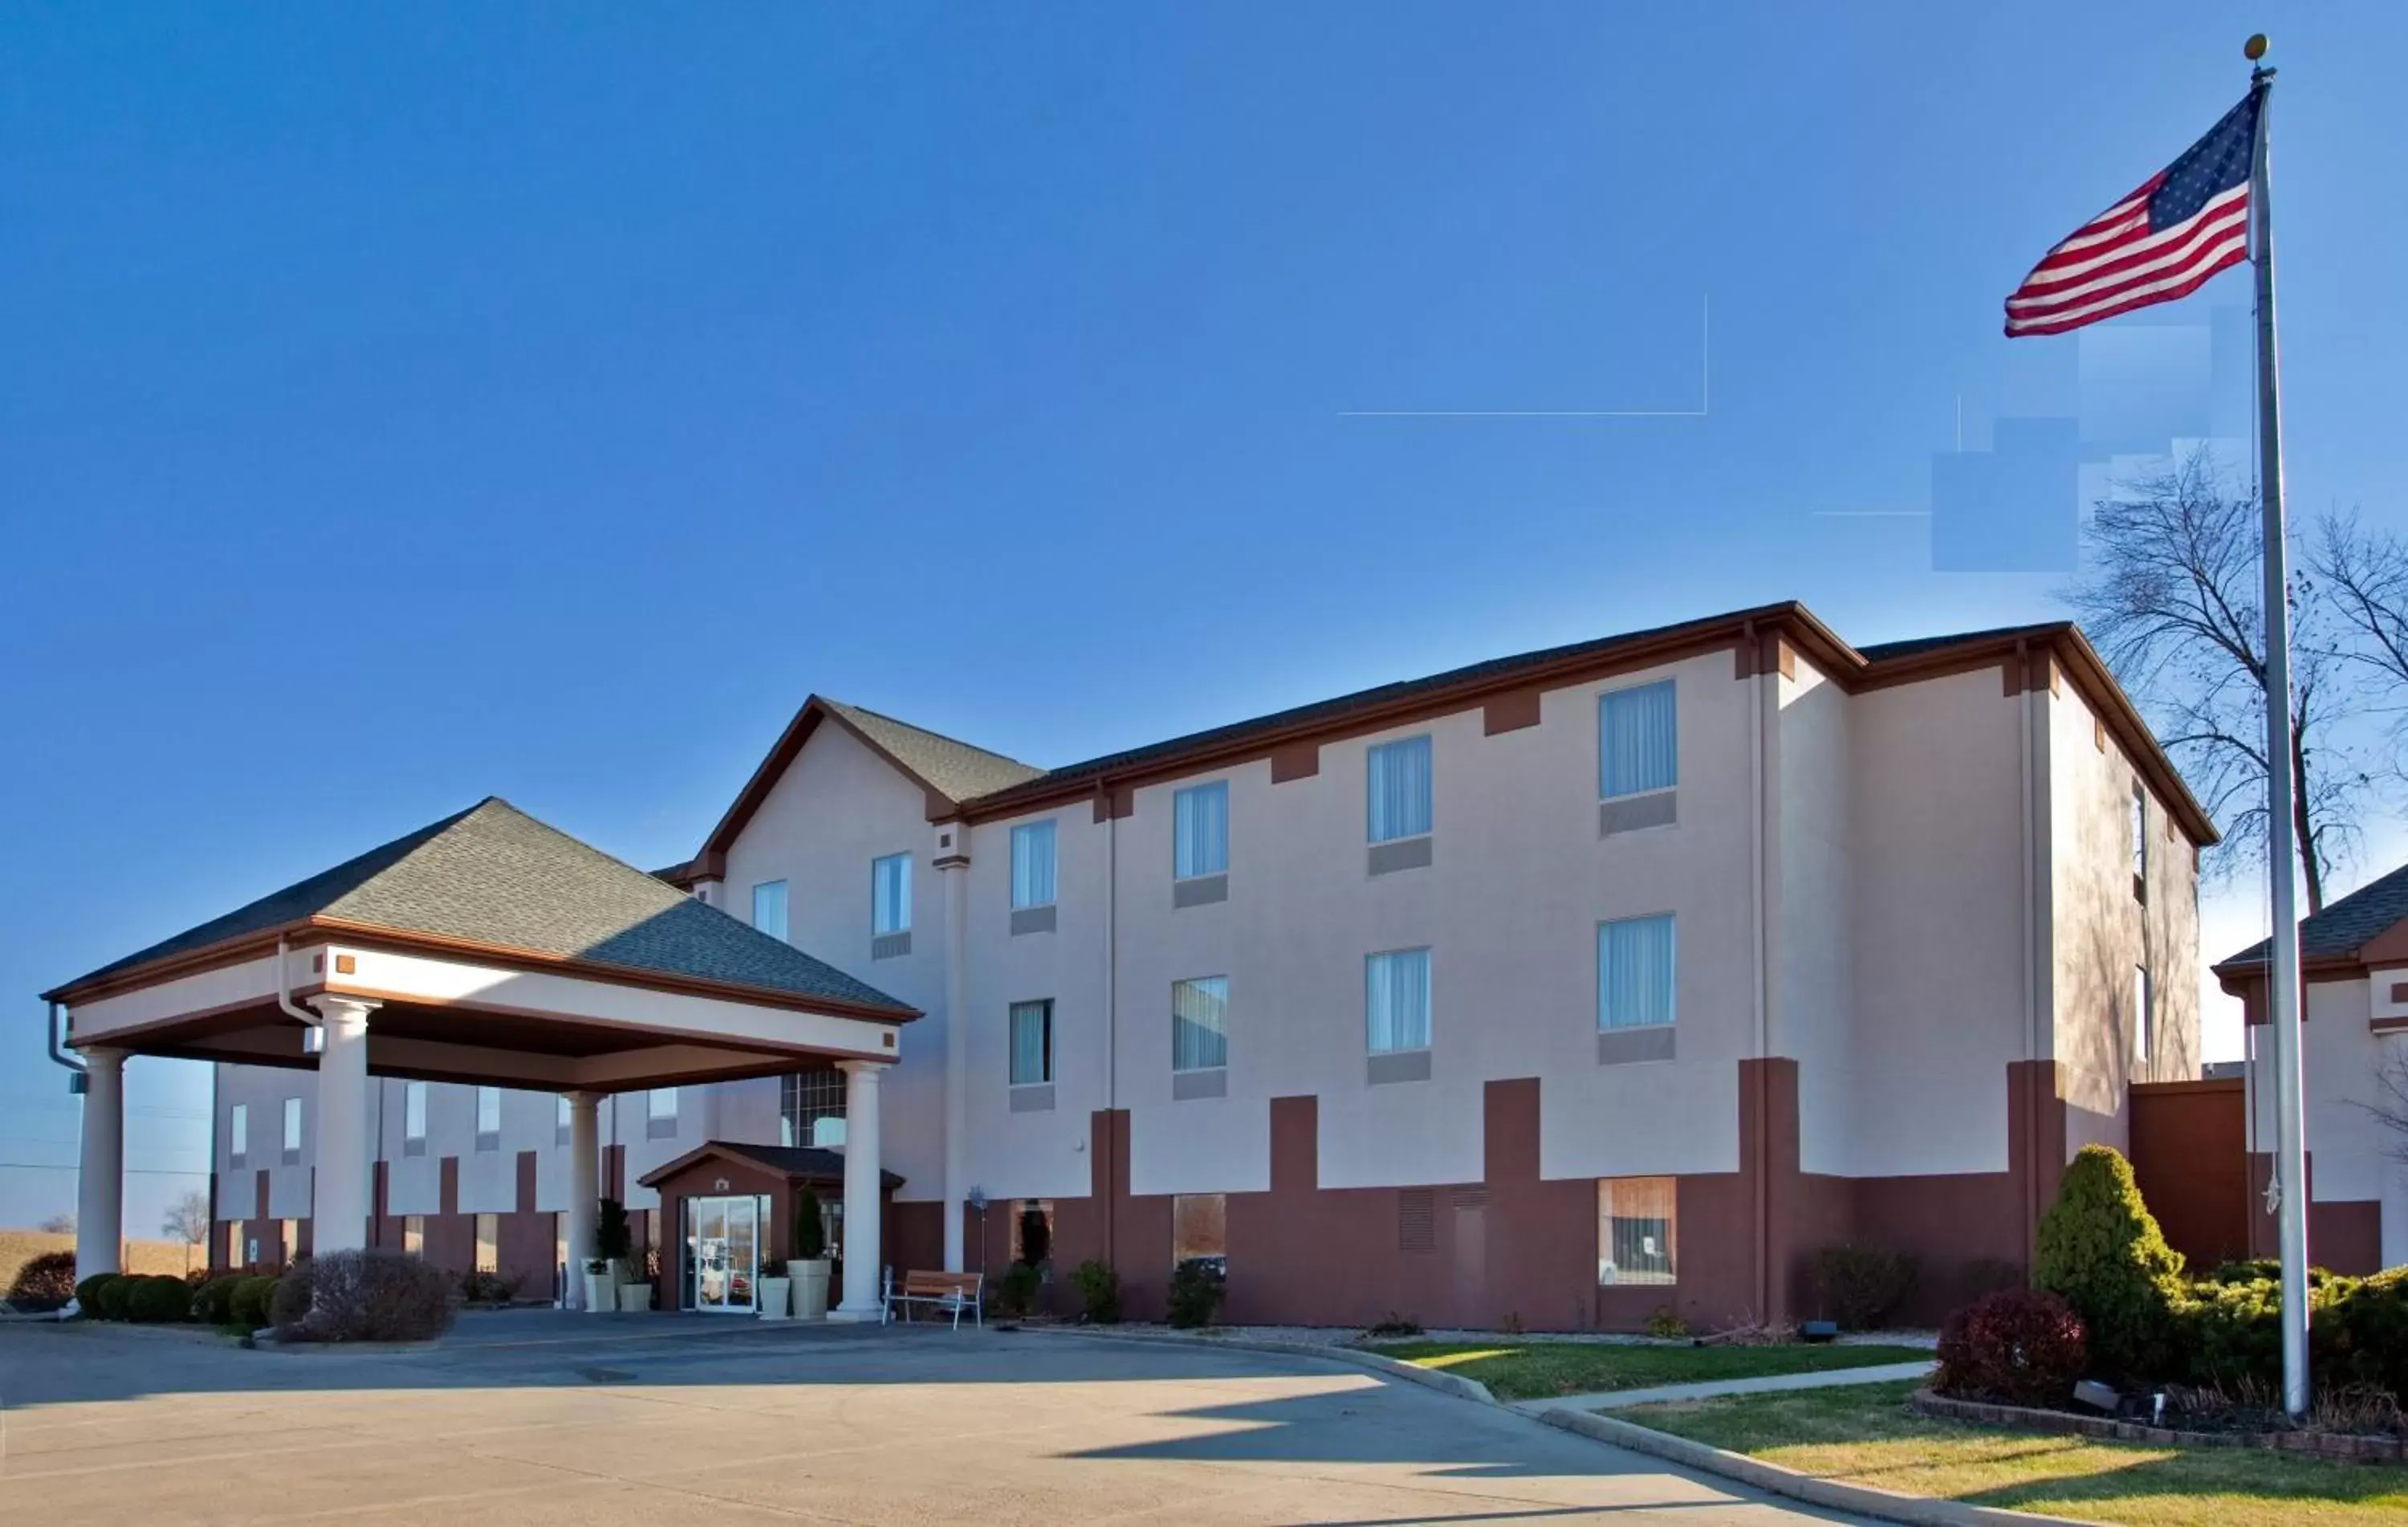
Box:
2064;446;2370;912
39;1211;75;1235
2358;1049;2408;1167
162;1189;210;1275
2309;510;2408;784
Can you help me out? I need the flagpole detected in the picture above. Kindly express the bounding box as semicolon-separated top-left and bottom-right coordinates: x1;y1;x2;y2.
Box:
2245;35;2311;1421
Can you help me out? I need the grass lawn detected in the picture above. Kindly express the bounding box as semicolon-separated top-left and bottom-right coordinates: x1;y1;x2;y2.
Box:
1374;1339;1931;1400
1620;1378;2408;1527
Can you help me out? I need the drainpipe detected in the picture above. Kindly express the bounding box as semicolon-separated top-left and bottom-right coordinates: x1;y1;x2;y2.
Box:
2015;640;2042;1256
1743;619;1771;1321
46;1000;87;1090
1103;786;1120;1269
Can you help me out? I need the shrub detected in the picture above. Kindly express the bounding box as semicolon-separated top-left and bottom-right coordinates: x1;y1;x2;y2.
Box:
1018;1206;1051;1269
72;1272;118;1316
1363;1312;1422;1338
1813;1244;1918;1331
2174;1268;2366;1395
270;1258;316;1334
995;1261;1041;1318
792;1188;827;1262
1645;1306;1690;1339
229;1274;279;1330
96;1275;140;1321
126;1275;193;1323
288;1248;457;1342
1166;1257;1225;1330
2333;1267;2408;1401
9;1250;79;1311
1935;1287;2088;1408
1068;1259;1122;1324
597;1198;632;1264
2032;1145;2183;1380
458;1270;523;1306
191;1273;246;1325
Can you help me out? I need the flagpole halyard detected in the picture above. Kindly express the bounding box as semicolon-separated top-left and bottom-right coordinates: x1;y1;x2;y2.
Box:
2244;35;2312;1422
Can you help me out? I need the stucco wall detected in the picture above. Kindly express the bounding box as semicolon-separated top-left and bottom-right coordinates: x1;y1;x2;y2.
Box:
2247;976;2408;1268
1775;657;1856;1178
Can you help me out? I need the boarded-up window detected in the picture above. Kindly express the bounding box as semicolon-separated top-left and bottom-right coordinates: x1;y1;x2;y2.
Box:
1172;1194;1226;1268
1597;1178;1676;1286
1397;1188;1436;1253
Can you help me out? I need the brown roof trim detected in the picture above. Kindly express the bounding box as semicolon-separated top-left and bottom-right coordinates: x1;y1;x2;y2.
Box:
45;914;921;1023
636;1138;902;1191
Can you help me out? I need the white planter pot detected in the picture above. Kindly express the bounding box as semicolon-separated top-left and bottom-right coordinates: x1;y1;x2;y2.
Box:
619;1283;654;1313
583;1272;618;1313
794;1260;832;1321
758;1277;791;1320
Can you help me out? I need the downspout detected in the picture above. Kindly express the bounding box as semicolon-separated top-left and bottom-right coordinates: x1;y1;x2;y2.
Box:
276;936;323;1039
1103;787;1120;1270
2016;641;2041;1256
1744;620;1771;1321
47;1000;87;1087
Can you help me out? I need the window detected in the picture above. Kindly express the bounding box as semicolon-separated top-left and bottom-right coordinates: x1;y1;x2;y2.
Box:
1173;1193;1227;1271
403;1081;428;1156
1010;1000;1054;1086
1365;948;1432;1054
2134;965;2153;1064
648;1087;679;1138
403;1215;425;1257
1600;681;1678;798
474;1213;499;1275
1599;915;1677;1029
872;853;912;935
2131;783;2149;901
475;1086;502;1150
230;1102;249;1163
1011;821;1057;909
555;1093;571;1143
1597;1178;1676;1286
1008;1199;1053;1263
1172;977;1230;1073
781;1070;848;1148
282;1097;303;1163
278;1219;298;1266
752;879;789;941
1365;735;1433;842
225;1220;242;1268
1173;782;1229;879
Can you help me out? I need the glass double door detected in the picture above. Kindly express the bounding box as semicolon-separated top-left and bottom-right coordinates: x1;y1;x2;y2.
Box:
685;1195;761;1313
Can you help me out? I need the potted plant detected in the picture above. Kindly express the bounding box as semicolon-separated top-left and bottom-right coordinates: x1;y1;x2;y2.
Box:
586;1197;630;1313
791;1187;833;1320
620;1244;657;1312
758;1254;791;1319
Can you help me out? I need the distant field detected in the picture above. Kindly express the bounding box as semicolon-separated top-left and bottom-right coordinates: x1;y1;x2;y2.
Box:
1;1230;195;1293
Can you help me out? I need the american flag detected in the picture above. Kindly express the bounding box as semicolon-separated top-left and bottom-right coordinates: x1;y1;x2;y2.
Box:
2005;90;2261;337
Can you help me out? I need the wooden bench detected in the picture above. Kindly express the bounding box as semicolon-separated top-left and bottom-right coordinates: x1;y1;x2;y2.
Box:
882;1268;984;1329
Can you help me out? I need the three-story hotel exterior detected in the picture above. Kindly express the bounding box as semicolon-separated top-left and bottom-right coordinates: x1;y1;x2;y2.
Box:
52;601;2214;1330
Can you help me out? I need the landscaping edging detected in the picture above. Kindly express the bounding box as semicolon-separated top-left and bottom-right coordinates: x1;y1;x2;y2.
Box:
1537;1406;2097;1527
1027;1328;2089;1527
1912;1387;2408;1464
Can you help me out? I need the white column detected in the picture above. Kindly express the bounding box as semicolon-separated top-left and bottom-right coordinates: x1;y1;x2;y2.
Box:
831;1059;885;1321
941;849;970;1272
308;996;380;1254
75;1047;128;1281
566;1090;601;1309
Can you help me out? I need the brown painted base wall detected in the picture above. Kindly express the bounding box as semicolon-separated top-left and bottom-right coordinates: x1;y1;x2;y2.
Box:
2130;1079;2251;1269
942;1060;2070;1333
2246;1152;2386;1276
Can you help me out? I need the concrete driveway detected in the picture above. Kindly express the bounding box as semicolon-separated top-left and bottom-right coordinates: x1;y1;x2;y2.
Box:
0;1313;1863;1525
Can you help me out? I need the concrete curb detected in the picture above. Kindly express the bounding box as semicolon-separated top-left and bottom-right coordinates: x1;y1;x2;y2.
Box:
1536;1405;2098;1527
1027;1328;2090;1527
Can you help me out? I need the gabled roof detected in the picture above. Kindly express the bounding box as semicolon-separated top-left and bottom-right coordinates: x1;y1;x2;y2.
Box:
638;1138;904;1191
47;798;915;1018
675;601;2219;873
2216;859;2408;975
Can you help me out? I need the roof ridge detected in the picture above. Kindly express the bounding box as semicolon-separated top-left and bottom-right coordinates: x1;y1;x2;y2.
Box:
822;698;1041;775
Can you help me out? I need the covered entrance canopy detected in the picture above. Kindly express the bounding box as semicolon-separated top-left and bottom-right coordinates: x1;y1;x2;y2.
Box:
43;798;914;1318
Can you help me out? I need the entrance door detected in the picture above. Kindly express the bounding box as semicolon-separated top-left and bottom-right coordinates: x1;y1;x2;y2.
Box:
685;1195;760;1313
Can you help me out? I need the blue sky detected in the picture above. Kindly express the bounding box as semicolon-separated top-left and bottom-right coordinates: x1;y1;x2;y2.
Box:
5;5;2404;1231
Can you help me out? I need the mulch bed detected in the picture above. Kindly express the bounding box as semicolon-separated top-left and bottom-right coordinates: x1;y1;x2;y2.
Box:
1912;1388;2407;1464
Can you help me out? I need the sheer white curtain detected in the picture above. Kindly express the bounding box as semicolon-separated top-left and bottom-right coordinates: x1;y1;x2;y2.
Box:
1172;976;1229;1071
1174;783;1229;878
1599;682;1678;798
752;878;789;940
1011;821;1057;907
1598;914;1676;1029
1010;1000;1052;1085
872;853;911;934
1366;736;1433;842
1365;948;1431;1053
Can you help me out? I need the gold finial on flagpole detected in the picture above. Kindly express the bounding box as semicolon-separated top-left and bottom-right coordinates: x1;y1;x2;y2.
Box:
2244;33;2268;62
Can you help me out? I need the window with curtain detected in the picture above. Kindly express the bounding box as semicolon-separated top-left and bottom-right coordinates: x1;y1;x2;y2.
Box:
474;1213;498;1275
752;879;789;941
230;1102;248;1160
1365;736;1434;843
1597;1178;1676;1285
282;1097;302;1156
403;1215;424;1257
1010;1000;1054;1085
1598;914;1677;1030
649;1087;677;1120
1365;948;1432;1054
2132;784;2149;881
1599;681;1678;798
872;853;911;935
1173;782;1229;879
476;1086;502;1133
1172;976;1230;1073
2134;965;2152;1063
556;1094;571;1130
402;1082;426;1142
1011;821;1057;908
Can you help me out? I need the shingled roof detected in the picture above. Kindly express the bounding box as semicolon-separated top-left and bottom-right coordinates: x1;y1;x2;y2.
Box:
48;798;914;1016
2218;859;2408;971
820;700;1044;804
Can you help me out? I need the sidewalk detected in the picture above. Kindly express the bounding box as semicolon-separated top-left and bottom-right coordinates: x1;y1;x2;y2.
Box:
1516;1358;1936;1414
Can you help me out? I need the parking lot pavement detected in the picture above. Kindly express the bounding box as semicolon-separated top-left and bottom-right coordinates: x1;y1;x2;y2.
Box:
0;1316;1867;1525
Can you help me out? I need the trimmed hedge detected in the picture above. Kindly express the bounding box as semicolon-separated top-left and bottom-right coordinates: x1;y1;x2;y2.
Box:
270;1258;316;1334
1167;1257;1226;1330
96;1275;140;1321
9;1250;79;1312
228;1274;279;1330
190;1273;247;1325
2032;1145;2184;1380
126;1275;193;1323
